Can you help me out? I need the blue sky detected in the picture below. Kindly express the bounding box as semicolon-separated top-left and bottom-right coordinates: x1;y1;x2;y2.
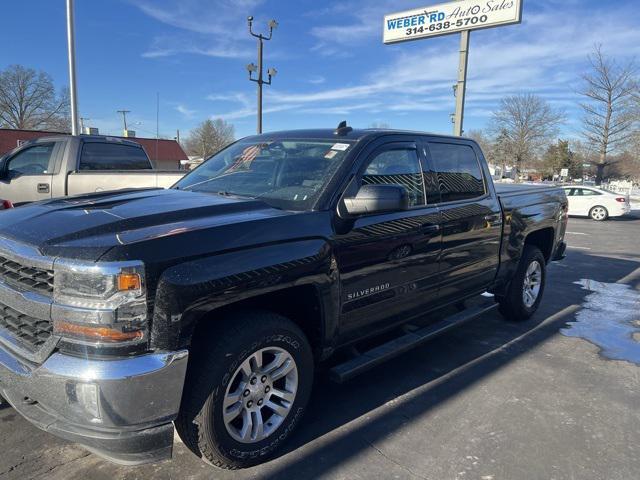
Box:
2;0;639;140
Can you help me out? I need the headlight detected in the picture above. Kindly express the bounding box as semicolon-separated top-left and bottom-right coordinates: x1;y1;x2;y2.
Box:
52;260;147;344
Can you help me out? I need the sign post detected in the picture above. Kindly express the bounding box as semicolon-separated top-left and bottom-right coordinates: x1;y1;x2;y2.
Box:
453;29;469;136
383;0;523;136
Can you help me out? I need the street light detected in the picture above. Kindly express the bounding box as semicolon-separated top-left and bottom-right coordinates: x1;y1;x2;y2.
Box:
247;16;278;134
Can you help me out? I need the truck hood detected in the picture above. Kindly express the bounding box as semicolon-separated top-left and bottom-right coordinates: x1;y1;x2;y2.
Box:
0;188;292;260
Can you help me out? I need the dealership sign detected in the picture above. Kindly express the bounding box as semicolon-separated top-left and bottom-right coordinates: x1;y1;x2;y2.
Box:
383;0;522;44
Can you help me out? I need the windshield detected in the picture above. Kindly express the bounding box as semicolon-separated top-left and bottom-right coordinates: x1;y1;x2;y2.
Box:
174;139;352;210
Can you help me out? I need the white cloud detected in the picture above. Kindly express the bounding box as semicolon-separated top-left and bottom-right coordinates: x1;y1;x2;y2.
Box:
175;104;197;119
132;0;263;58
308;0;420;56
205;92;301;120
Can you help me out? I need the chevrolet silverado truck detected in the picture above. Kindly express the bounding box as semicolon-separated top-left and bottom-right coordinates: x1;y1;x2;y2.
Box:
0;135;185;205
0;125;567;469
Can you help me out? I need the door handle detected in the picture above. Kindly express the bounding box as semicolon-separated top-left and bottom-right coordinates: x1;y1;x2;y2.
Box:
420;224;440;234
37;183;50;194
483;214;502;226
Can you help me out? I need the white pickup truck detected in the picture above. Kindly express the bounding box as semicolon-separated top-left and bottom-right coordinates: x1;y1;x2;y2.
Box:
0;135;185;205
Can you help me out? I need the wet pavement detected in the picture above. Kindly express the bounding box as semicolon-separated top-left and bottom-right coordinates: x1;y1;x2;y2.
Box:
1;212;639;480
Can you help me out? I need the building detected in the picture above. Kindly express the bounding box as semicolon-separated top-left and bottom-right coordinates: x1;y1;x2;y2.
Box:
0;128;188;170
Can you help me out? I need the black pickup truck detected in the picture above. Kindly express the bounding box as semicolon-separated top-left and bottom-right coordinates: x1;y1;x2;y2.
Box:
0;125;567;469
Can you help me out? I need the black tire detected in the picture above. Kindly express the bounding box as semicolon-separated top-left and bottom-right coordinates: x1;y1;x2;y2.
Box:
175;311;313;469
496;245;546;322
589;205;609;221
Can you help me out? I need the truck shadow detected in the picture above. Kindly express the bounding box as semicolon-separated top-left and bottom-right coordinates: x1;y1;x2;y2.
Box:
263;250;640;479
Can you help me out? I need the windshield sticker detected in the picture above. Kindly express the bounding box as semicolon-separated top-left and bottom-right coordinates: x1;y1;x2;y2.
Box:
331;143;350;151
325;150;338;159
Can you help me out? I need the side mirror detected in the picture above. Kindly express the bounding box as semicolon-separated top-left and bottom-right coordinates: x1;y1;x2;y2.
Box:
343;184;409;216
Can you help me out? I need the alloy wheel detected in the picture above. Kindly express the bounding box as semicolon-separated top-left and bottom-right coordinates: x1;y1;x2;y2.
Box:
522;260;542;308
222;347;298;443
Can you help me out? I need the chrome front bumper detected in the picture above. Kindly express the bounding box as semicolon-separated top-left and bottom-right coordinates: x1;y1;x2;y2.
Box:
0;345;188;465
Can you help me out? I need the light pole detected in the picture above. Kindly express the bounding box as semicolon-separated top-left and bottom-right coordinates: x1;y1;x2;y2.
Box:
247;16;278;134
66;0;79;136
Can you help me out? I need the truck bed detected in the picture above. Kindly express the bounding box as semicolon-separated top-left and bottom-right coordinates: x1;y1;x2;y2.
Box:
67;170;185;196
494;183;561;197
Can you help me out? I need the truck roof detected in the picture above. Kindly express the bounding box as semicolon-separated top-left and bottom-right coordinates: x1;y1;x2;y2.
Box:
22;134;144;148
243;127;475;143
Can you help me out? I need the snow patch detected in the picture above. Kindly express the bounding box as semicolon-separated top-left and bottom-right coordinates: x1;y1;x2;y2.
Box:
561;279;640;365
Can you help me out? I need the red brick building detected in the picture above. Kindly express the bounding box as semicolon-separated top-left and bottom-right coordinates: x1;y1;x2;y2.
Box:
0;128;188;170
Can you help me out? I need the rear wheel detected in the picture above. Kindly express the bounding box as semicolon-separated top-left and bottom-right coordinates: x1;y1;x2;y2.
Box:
589;205;608;221
176;311;313;469
497;245;546;322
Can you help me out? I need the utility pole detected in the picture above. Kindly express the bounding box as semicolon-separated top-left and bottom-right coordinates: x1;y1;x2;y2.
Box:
452;29;470;137
155;92;159;163
66;0;79;136
117;110;130;132
247;16;278;134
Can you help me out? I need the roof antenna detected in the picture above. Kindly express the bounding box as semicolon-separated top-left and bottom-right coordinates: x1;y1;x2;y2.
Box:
334;120;353;136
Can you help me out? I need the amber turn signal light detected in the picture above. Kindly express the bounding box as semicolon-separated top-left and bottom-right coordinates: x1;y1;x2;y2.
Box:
117;273;141;291
54;320;144;343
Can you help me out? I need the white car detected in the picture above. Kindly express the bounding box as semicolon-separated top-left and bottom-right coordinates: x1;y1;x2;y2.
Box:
562;186;631;221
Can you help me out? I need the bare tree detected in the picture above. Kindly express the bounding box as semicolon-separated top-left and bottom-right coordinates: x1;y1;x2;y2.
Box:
467;129;494;163
0;65;70;131
184;119;235;159
490;93;565;179
579;45;638;184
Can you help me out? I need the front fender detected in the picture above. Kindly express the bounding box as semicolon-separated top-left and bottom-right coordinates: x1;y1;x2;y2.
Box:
150;239;336;350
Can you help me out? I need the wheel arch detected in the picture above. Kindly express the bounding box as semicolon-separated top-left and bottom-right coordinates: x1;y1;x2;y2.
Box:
187;284;326;359
524;227;555;263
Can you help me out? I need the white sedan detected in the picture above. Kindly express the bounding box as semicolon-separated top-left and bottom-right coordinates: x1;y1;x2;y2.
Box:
562;186;631;221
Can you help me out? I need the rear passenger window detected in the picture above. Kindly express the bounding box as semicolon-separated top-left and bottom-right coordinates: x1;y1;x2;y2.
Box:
428;143;485;202
361;149;425;207
79;143;152;171
577;189;601;196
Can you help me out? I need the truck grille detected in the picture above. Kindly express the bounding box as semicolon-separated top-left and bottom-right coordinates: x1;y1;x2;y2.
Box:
0;301;52;350
0;255;54;295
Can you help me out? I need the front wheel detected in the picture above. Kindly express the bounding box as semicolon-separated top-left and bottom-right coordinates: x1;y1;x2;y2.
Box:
176;311;314;469
497;245;546;322
589;205;608;221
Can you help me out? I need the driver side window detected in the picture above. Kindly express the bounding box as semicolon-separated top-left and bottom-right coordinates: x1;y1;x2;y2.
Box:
361;149;425;207
7;143;55;175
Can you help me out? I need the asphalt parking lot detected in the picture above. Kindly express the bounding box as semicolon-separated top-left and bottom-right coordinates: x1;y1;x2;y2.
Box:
1;210;639;480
